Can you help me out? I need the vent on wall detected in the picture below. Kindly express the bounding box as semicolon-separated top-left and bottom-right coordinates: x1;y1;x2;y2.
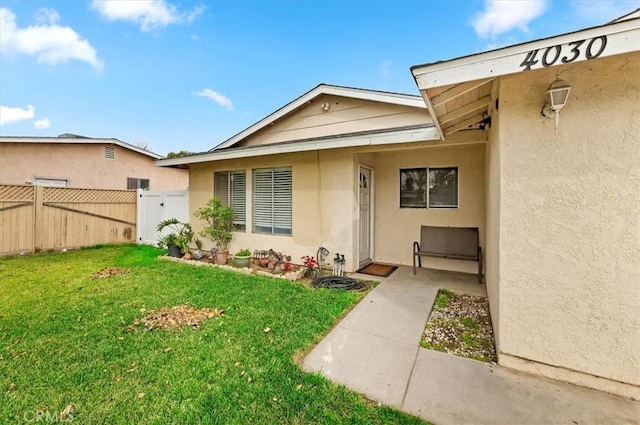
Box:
104;146;115;159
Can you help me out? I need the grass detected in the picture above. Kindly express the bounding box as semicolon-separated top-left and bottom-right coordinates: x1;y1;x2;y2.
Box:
0;244;425;424
421;289;496;363
433;288;456;310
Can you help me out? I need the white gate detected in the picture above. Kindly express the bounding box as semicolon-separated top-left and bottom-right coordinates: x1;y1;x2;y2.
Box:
136;189;189;245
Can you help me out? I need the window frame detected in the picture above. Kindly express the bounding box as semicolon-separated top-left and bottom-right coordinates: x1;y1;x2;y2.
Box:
252;167;292;236
399;166;459;209
214;170;247;232
127;178;150;190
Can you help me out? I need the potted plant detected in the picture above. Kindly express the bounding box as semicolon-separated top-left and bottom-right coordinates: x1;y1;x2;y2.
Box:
156;218;199;258
234;248;252;268
194;197;235;265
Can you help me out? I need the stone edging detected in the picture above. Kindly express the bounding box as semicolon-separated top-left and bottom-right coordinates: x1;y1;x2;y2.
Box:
158;255;307;281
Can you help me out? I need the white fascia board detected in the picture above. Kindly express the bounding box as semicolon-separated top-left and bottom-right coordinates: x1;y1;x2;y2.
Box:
211;84;426;151
0;136;163;159
412;18;639;89
156;126;439;167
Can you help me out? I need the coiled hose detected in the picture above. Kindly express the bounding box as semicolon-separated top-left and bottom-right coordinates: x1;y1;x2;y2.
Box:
311;276;368;291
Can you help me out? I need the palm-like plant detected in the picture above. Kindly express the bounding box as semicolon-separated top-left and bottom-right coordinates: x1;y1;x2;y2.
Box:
156;218;199;254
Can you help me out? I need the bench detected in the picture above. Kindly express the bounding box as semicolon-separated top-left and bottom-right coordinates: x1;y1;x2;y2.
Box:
413;226;483;283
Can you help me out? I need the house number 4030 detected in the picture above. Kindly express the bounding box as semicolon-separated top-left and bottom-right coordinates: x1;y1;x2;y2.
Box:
520;36;608;71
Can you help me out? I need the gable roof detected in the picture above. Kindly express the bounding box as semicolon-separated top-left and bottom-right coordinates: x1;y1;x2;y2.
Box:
210;83;427;151
410;13;640;139
0;133;164;159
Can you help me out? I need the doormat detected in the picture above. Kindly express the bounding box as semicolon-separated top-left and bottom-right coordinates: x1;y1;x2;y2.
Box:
356;263;398;277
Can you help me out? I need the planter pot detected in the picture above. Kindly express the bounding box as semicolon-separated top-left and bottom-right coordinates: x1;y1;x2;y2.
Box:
168;245;182;258
215;251;229;265
234;255;251;268
258;258;268;268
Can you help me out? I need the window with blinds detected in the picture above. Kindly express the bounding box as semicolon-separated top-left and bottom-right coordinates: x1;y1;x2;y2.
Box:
214;170;246;231
253;167;292;235
127;178;150;190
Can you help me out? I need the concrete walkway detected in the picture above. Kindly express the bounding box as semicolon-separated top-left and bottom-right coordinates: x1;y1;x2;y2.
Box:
302;266;639;425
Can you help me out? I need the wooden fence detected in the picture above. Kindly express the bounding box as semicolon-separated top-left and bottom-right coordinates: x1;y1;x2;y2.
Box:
0;185;136;255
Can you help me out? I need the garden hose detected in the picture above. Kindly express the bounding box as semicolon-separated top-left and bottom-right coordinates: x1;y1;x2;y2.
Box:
311;276;368;291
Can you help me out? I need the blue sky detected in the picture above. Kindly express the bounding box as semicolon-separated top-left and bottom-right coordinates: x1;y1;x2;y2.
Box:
1;0;638;155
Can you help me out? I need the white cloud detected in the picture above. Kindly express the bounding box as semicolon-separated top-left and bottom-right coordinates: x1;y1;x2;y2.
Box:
570;0;640;25
35;8;60;25
472;0;547;38
196;89;234;111
33;118;51;129
0;8;102;69
0;104;35;125
91;1;205;32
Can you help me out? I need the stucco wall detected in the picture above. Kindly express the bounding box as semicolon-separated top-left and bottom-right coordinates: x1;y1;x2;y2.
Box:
373;144;486;272
0;143;188;190
188;150;356;270
496;53;640;397
484;80;502;352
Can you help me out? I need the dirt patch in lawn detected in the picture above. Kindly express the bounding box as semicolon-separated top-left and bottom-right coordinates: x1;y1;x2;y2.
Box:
128;305;224;332
89;267;130;279
422;289;497;362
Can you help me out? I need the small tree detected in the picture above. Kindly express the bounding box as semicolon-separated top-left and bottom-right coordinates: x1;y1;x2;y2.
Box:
194;197;235;252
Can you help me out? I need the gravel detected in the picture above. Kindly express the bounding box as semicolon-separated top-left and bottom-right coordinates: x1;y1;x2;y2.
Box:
422;289;497;363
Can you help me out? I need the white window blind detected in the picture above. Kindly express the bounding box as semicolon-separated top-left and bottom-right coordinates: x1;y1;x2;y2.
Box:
253;167;292;235
214;170;246;231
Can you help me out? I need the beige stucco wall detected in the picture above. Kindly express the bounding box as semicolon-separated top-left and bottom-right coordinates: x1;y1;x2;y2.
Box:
241;95;431;147
0;143;188;190
188;149;356;270
484;79;502;352
372;144;486;273
188;140;486;273
495;53;640;399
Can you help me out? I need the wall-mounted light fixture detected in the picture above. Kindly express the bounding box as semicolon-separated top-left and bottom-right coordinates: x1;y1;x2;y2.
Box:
322;102;331;111
541;77;571;129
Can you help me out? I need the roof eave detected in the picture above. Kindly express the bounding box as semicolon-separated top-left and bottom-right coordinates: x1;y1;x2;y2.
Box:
157;125;439;167
411;17;640;89
0;136;164;159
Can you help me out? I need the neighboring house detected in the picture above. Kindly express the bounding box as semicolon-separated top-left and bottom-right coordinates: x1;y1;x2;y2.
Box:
157;14;639;400
0;134;188;190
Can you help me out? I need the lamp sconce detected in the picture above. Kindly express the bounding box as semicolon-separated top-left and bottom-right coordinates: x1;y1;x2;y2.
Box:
541;77;571;129
321;102;331;111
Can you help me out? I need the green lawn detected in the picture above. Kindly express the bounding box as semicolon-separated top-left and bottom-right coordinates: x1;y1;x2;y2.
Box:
0;245;424;424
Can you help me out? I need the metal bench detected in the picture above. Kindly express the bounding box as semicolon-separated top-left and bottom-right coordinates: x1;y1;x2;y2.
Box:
413;225;483;283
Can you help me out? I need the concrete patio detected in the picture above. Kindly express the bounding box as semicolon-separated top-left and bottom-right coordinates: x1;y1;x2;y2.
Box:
302;266;640;424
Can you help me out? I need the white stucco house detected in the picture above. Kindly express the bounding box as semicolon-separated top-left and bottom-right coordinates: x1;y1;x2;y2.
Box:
158;12;639;400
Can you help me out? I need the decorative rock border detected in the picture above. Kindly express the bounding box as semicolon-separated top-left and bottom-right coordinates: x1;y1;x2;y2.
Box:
158;255;307;281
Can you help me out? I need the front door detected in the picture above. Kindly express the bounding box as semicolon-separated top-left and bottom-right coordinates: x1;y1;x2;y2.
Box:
358;166;372;267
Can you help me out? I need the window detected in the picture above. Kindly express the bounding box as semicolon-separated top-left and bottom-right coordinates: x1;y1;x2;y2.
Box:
253;167;292;235
400;167;458;209
127;178;150;190
214;170;246;231
34;177;68;188
104;146;115;159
